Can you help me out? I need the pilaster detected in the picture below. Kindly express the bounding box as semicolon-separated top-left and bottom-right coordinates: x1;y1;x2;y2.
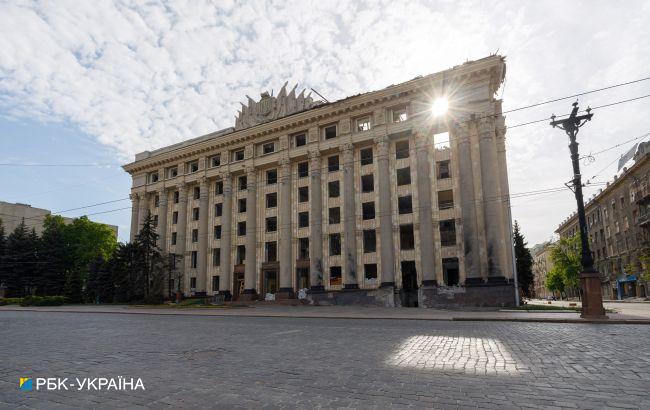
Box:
341;143;358;289
309;150;324;291
375;134;396;287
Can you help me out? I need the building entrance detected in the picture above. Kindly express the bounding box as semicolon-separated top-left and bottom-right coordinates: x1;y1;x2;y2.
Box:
233;271;245;300
262;269;278;295
400;261;418;307
296;267;310;290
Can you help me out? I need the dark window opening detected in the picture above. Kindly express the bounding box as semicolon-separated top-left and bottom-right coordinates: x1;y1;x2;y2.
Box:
298;237;309;259
364;263;377;280
440;219;456;247
361;174;374;192
362;202;375;220
398;195;413;214
329;207;340;225
396;167;411;185
437;160;450;179
298;186;309;202
266;216;277;232
399;224;415;249
266;192;277;208
328;155;339;172
266;169;277;185
363;229;376;253
395;140;410;159
328;180;340;198
360;147;373;165
438;189;454;210
298;162;309;178
329;266;342;285
324;125;337;140
298;211;309;228
329;233;341;256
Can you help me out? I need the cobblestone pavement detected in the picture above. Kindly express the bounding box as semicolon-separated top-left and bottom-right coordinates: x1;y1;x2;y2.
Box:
1;311;649;409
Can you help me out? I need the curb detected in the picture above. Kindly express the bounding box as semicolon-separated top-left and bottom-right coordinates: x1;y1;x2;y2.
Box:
2;307;650;325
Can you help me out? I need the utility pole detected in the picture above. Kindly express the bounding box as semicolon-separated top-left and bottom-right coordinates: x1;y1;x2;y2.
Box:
550;102;607;319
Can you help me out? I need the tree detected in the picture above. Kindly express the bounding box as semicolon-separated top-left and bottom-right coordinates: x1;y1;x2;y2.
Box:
513;221;534;298
85;256;113;303
39;215;68;296
546;267;566;299
109;242;142;303
0;218;6;296
4;221;39;297
134;214;167;303
549;234;582;297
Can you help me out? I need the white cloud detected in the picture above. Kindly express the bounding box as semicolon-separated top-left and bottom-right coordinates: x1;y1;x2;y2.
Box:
1;0;650;244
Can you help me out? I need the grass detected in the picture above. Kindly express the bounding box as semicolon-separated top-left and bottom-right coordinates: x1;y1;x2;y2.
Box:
513;304;581;312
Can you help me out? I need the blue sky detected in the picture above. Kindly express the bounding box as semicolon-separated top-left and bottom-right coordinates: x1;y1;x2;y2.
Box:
1;0;650;245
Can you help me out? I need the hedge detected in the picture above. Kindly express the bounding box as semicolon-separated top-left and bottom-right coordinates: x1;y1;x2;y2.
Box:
0;298;23;306
19;296;67;306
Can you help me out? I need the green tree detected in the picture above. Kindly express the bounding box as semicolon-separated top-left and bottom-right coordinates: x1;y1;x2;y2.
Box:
85;255;113;303
38;215;68;296
546;267;566;298
549;234;582;297
110;242;142;303
3;221;39;297
134;214;167;303
513;221;534;298
0;218;6;296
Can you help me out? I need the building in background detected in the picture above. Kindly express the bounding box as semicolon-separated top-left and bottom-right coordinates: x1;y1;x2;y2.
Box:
556;142;650;299
123;55;515;307
531;241;554;299
0;201;118;238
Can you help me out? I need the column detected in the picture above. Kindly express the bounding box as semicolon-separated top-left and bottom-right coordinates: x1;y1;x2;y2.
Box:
219;173;233;299
278;158;294;298
309;150;324;291
176;183;188;293
341;143;358;289
157;188;168;251
243;166;258;298
456;123;481;283
375;135;396;287
196;177;209;294
137;192;148;233
130;193;140;242
478;117;506;278
415;132;436;286
496;115;515;279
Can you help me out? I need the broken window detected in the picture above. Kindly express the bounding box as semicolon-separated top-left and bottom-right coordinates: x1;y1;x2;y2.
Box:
361;174;374;192
298;162;309;178
298;186;309;202
440;219;456;246
191;252;198;269
215;203;222;217
329;233;341;256
298;237;309;259
328;155;339;172
266;192;277;208
438;189;454;210
363;229;376;253
298;211;309;228
329;207;341;225
396;167;411;185
211;154;221;167
398;195;413;214
192;207;199;221
364;263;378;280
233;149;245;162
329;266;342;286
266;216;277;232
266;169;277;185
239;176;247;190
173;211;178;224
437;160;450;179
214;225;222;240
442;257;459;286
215;181;224;195
395;140;410;159
238;198;246;213
399;224;415;250
392;106;407;123
324;125;337;140
362;202;375;220
236;245;246;264
356;117;371;132
191;229;198;243
173;191;179;204
188;161;199;173
266;241;277;262
238;221;246;236
433;132;450;149
193;186;200;199
262;142;275;155
294;133;307;147
328;180;340;198
171;232;177;245
213;248;221;266
360;147;373;166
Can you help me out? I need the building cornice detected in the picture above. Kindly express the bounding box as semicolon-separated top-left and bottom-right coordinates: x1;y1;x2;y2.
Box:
123;55;505;174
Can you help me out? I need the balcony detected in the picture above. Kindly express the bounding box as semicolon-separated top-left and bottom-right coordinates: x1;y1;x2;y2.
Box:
638;212;650;228
632;181;650;204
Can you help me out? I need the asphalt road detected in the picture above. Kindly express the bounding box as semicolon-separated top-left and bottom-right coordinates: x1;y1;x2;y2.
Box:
1;311;649;409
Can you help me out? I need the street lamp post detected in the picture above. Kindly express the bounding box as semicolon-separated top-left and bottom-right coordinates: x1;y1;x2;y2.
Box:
550;102;607;319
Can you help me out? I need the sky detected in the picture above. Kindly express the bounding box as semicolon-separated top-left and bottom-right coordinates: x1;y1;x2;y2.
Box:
1;0;650;245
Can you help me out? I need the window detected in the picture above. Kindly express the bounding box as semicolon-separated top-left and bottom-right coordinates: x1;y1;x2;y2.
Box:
324;125;337;140
356;117;371;132
211;154;221;167
192;207;199;221
328;180;340;198
262;142;275;155
149;172;159;183
191;229;199;243
438;189;454;210
361;174;374;192
171;232;177;245
266;192;277;208
193;186;201;199
298;186;309;202
396;167;411;185
188;161;199;173
168;167;178;178
437;160;450;179
298;211;309;228
399;224;415;249
363;229;376;253
298;162;309;178
214;225;222;240
238;198;246;213
236;245;246;264
154;195;160;208
440;219;456;246
213;249;221;267
190;276;197;288
239;176;247;190
329;233;341;255
392;106;407;123
174;191;179;204
215;181;224;195
362;202;375;220
398;195;413;214
360;148;373;166
329;207;340;225
265;241;277;262
191;251;198;269
153;214;158;228
329;266;342;285
433;132;450;149
212;275;220;291
364;263;378;280
266;216;277;232
395;140;410;159
238;221;246;236
266;169;277;185
294;133;306;147
215;203;222;217
298;237;309;259
233;149;245;162
328;155;339;172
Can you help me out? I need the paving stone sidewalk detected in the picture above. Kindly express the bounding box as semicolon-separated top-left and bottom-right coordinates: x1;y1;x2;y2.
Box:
1;311;649;409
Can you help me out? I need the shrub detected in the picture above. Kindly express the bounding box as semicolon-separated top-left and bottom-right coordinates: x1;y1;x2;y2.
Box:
0;298;23;306
19;295;66;306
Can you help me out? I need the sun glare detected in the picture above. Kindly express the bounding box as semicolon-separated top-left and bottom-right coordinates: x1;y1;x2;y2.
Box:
431;97;449;117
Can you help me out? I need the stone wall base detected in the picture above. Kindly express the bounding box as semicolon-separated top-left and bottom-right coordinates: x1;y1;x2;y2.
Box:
307;287;396;307
420;280;516;308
